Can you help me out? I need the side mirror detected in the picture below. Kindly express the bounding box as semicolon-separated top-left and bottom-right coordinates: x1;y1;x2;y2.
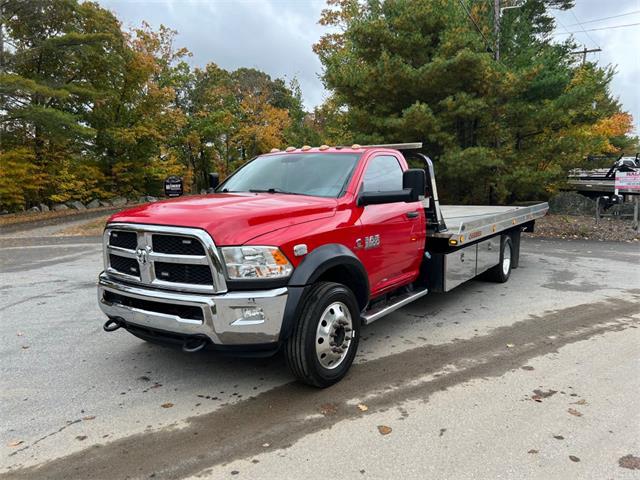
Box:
358;189;413;206
209;172;220;190
402;169;426;202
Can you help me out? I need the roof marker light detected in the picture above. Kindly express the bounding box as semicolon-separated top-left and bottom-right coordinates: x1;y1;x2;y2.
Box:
270;148;280;153
285;146;296;152
319;145;330;150
301;145;311;151
351;144;361;149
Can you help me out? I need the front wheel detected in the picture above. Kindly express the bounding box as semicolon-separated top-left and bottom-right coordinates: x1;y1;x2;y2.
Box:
285;282;361;388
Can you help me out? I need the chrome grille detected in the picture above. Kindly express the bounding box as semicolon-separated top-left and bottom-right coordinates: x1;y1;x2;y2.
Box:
152;234;205;256
109;230;137;250
103;223;227;294
154;262;213;285
109;254;140;277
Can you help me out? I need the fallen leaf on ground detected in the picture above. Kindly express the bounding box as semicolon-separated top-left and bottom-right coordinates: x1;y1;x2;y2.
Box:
7;440;23;447
377;425;392;435
16;332;24;337
531;389;557;402
76;435;87;441
506;343;515;348
571;399;587;405
567;408;583;417
618;454;640;470
82;416;96;421
21;346;30;350
319;403;338;416
569;455;580;463
528;449;539;454
161;403;174;409
357;404;368;412
262;443;270;448
521;365;534;371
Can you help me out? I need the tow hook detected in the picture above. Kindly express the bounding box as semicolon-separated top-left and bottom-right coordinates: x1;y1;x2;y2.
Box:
182;336;208;353
103;317;123;332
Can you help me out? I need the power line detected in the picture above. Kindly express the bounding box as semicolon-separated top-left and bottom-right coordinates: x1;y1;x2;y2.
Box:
569;10;600;49
552;22;640;35
456;0;494;55
564;10;640;27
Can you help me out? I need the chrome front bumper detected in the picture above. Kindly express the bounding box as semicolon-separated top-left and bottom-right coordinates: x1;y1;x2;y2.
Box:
97;273;288;345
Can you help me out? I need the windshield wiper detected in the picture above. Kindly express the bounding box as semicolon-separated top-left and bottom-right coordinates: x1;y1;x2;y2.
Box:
248;188;301;195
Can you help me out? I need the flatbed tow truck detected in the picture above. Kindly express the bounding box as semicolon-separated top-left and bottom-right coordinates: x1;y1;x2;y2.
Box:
98;143;548;386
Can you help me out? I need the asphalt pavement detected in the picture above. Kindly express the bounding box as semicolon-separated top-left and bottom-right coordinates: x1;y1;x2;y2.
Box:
0;235;638;479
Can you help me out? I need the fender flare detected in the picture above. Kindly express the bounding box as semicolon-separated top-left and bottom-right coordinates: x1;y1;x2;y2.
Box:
280;244;370;341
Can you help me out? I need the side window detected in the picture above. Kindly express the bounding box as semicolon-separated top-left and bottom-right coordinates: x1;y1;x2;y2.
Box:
362;155;403;192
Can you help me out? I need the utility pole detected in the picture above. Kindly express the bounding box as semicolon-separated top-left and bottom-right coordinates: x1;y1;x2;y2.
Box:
569;47;602;65
493;0;500;61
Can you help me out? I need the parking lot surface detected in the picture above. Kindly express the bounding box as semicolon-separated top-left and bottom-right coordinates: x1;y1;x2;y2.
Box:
1;236;638;479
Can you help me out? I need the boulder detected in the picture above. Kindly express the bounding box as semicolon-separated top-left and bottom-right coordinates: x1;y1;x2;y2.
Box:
39;203;50;212
67;200;86;210
548;192;595;216
138;195;159;203
110;196;127;207
29;206;40;213
52;204;69;211
86;199;101;209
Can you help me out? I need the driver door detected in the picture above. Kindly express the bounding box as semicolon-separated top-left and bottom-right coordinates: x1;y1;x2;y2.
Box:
356;154;425;296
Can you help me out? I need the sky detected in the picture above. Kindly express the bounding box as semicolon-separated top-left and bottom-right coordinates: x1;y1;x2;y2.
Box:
97;0;639;132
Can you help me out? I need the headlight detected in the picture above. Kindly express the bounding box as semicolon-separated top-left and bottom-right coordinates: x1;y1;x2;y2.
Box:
221;246;293;279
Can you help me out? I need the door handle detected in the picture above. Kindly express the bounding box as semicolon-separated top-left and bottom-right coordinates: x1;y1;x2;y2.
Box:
406;211;419;219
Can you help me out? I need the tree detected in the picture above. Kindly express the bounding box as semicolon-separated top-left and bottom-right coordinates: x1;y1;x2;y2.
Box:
314;0;635;203
1;0;123;207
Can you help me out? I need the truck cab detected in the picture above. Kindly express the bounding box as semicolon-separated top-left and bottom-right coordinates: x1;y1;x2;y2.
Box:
98;143;547;387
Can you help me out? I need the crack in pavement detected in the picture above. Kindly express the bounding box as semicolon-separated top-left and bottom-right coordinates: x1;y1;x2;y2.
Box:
3;295;639;480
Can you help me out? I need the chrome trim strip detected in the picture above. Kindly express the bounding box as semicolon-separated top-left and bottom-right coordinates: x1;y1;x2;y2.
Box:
103;223;227;294
106;245;137;257
148;252;209;265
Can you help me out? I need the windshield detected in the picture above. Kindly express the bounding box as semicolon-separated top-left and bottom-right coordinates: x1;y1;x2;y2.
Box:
219;153;360;198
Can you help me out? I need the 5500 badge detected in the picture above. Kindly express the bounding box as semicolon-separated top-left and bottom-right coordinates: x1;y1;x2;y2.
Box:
355;234;381;250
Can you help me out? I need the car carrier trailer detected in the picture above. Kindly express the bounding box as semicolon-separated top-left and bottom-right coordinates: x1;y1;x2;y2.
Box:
98;142;548;386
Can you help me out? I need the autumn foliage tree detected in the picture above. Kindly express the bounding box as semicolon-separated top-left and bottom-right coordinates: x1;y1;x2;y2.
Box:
0;0;311;210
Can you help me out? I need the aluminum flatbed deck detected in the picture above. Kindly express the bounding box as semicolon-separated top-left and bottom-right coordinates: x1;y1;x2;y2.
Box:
426;202;549;243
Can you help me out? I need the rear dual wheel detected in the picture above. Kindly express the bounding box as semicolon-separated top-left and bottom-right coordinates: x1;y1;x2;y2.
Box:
485;235;513;283
285;282;361;388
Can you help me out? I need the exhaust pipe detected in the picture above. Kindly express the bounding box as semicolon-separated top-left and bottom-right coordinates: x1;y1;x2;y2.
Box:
103;317;124;332
182;335;208;353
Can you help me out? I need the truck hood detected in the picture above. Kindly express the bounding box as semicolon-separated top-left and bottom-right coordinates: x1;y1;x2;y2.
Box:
108;193;337;245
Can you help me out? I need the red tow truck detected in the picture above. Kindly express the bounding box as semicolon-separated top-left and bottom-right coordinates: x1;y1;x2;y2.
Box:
98;143;548;387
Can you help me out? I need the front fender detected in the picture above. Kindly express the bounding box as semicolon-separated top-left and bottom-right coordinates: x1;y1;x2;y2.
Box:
279;244;370;341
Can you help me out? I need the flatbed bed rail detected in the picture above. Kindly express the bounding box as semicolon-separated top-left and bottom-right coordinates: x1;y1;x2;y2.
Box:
425;202;549;245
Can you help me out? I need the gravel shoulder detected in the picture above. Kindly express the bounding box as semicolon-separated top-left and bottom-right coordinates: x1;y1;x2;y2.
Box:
526;214;639;242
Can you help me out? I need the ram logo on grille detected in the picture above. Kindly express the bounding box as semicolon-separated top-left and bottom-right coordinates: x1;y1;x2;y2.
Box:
135;246;150;265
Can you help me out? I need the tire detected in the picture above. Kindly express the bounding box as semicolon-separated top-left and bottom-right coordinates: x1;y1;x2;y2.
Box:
485;235;513;283
285;281;361;388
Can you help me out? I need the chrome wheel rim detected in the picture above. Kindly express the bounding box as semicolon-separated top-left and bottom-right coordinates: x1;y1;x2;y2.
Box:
315;301;353;370
502;243;512;276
